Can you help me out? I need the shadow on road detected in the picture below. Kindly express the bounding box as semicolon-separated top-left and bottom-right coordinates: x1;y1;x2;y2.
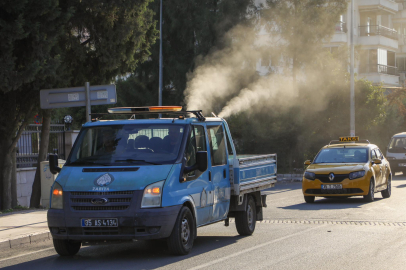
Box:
279;197;383;211
3;235;243;269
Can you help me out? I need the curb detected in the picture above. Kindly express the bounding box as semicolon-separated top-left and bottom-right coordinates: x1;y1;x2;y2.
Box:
0;231;51;250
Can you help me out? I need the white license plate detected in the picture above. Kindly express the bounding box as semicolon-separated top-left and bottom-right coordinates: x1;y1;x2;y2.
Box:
81;218;118;227
399;163;406;167
321;184;342;190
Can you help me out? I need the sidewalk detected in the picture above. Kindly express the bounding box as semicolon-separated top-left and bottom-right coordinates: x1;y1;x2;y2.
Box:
0;210;49;250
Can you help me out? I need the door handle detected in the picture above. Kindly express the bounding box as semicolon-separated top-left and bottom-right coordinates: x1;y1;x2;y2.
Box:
209;171;212;181
223;169;227;178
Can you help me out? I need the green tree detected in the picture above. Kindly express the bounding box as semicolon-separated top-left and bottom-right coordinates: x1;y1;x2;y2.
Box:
0;0;72;210
0;0;157;209
29;0;158;208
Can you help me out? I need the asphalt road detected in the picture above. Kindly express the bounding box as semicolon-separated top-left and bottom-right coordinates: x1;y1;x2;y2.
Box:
2;174;406;269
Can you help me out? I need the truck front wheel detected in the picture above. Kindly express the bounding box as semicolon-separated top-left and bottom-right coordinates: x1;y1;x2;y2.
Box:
235;195;256;236
53;239;81;256
167;206;195;255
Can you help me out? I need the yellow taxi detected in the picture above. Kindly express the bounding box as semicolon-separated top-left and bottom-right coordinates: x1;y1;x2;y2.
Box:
302;137;392;203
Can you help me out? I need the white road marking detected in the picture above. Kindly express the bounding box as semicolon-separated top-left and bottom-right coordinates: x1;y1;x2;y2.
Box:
0;247;54;263
188;224;326;270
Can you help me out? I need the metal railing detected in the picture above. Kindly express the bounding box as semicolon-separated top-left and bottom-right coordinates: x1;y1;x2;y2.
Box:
359;25;398;40
335;22;347;33
360;64;398;76
16;123;65;168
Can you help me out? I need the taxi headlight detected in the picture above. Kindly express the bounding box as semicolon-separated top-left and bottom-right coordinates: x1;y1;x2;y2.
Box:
349;170;365;180
304;172;316;180
50;182;63;209
141;180;164;208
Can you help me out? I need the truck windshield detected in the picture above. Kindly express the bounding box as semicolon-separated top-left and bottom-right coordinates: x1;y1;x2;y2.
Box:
313;148;368;164
67;124;185;166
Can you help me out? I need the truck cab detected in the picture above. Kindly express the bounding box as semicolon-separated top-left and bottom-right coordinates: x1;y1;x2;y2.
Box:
48;107;277;256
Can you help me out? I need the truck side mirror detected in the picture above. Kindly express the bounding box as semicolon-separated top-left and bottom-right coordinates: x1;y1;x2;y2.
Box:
49;154;61;174
196;151;208;172
304;160;311;166
183;151;208;175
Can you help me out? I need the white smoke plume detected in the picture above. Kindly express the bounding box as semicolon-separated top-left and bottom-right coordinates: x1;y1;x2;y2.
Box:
184;23;346;119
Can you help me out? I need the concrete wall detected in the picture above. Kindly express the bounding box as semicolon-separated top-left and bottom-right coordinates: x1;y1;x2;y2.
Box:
16;167;36;207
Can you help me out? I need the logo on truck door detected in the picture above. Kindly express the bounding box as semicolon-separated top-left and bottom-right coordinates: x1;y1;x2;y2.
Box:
94;173;115;187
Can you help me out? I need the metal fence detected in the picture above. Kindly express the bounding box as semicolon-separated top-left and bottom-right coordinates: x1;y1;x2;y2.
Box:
359;25;398;40
361;64;398;76
16;124;65;168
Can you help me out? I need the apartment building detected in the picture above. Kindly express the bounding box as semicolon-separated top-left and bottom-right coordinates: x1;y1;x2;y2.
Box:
325;0;406;87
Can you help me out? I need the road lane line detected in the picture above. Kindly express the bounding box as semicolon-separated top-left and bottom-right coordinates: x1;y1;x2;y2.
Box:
188;225;326;270
0;247;54;263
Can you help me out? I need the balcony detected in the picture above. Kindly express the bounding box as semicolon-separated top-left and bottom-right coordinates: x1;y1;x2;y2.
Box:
358;25;399;49
328;22;348;44
358;0;398;14
359;64;399;86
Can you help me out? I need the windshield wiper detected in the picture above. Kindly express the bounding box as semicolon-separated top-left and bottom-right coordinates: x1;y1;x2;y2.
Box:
69;160;111;166
115;159;160;165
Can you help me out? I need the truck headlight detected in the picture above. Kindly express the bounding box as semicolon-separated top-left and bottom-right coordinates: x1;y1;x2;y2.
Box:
50;182;63;209
349;170;365;180
304;172;316;180
141;180;164;208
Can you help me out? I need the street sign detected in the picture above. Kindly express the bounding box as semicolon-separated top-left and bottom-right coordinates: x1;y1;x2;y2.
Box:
40;84;116;109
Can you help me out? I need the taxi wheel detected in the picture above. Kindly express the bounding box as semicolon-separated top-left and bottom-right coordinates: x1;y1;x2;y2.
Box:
235;195;256;236
53;239;81;256
363;179;375;202
167;206;195;255
381;176;391;198
304;196;315;203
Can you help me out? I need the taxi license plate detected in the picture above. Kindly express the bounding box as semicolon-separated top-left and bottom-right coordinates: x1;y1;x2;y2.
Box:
81;218;118;227
399;163;406;167
321;184;342;190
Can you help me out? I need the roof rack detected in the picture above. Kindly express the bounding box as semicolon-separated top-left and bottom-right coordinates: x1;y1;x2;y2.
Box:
90;110;206;122
329;139;370;145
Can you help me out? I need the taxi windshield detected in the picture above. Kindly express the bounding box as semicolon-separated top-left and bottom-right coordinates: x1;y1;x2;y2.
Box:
67;124;185;166
313;148;368;164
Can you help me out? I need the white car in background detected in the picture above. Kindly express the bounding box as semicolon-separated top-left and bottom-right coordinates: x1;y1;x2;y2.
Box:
386;132;406;174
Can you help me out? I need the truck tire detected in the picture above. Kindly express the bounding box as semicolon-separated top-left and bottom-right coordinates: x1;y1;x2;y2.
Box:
167;206;195;255
53;239;81;256
235;195;256;236
381;175;391;198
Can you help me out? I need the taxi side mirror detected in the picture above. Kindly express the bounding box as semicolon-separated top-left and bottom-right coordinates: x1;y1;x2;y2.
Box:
373;159;382;165
304;160;311;166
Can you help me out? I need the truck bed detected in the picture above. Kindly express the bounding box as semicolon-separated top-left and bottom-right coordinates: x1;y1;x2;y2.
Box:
229;154;277;196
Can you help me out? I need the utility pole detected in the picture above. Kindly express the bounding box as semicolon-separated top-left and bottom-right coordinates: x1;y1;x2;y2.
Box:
350;0;355;136
158;0;163;118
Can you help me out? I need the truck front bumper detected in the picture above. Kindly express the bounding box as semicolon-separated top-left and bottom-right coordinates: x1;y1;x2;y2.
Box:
48;190;181;241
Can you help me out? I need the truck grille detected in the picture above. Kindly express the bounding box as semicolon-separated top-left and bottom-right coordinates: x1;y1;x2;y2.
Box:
69;190;135;211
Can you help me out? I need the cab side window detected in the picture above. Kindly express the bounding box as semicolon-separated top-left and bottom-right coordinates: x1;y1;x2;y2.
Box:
376;149;384;159
371;149;378;160
208;125;227;166
185;125;207;172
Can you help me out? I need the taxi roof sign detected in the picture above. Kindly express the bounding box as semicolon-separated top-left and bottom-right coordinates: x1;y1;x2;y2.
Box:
339;136;359;142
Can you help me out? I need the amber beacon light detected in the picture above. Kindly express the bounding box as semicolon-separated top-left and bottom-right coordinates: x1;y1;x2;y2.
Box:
108;106;182;114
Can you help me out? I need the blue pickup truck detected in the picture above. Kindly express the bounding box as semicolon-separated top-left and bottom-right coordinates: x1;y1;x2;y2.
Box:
47;106;277;256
